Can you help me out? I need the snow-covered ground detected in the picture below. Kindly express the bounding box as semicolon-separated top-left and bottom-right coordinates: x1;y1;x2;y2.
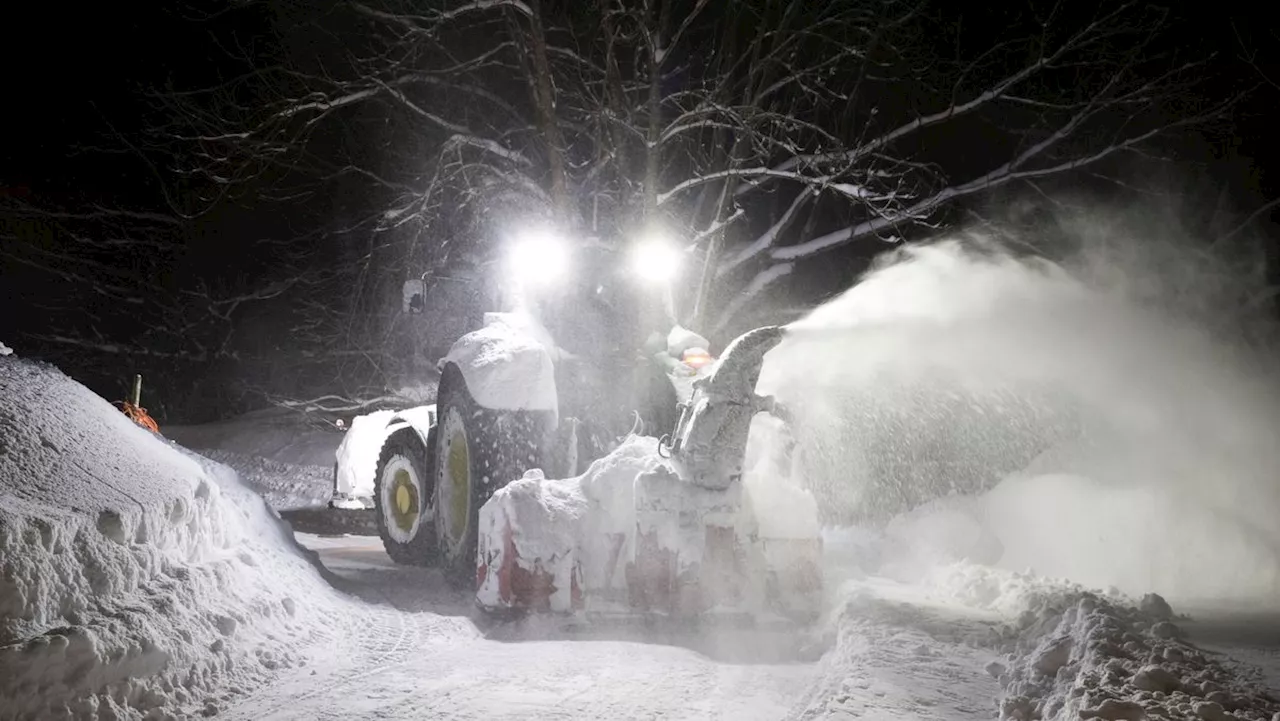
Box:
165;411;340;511
228;532;815;721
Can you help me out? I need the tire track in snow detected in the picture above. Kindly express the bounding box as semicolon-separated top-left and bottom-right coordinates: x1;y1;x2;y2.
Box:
224;535;816;720
227;608;811;720
227;602;458;719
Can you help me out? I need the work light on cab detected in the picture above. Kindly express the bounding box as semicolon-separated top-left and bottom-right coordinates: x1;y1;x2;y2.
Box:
630;234;682;284
507;228;570;286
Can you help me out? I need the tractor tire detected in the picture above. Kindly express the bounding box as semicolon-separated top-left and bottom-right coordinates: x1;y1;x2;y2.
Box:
432;364;545;589
373;428;437;566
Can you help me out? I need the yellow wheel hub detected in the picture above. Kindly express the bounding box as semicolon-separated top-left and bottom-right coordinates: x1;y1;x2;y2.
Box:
388;468;419;533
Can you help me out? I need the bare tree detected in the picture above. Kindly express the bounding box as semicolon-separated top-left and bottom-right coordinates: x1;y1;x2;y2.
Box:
151;0;1246;385
0;196;310;416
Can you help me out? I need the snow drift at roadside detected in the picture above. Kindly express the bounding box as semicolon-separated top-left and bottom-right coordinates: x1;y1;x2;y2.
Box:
0;357;341;719
926;563;1280;721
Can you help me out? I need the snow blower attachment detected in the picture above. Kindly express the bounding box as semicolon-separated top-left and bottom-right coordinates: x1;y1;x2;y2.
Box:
476;325;823;623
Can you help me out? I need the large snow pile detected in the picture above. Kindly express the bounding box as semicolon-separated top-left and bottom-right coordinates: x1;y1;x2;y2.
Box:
0;357;343;719
997;590;1280;721
930;561;1280;721
800;553;1280;721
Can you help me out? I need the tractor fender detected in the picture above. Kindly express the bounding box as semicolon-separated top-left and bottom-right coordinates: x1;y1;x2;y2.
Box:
440;312;559;413
334;405;436;501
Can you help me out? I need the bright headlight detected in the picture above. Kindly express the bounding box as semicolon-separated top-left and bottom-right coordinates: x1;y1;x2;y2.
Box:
631;235;682;283
508;229;570;285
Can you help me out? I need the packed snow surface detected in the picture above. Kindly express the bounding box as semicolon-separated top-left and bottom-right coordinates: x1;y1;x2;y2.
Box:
225;538;812;720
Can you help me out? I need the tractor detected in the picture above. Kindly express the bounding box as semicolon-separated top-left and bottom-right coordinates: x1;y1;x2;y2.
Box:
329;228;822;621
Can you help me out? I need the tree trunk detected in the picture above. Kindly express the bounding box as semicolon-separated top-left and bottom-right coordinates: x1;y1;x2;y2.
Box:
643;0;668;219
524;0;570;223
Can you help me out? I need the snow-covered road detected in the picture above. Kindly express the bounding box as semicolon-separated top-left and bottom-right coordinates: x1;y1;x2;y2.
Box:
223;533;820;721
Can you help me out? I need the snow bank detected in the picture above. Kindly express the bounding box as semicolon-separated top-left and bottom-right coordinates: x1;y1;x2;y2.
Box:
915;562;1280;720
995;587;1280;721
0;357;342;719
806;557;1280;721
443;311;557;411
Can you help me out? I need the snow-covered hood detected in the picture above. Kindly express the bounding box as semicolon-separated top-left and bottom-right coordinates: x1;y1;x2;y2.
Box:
442;311;559;412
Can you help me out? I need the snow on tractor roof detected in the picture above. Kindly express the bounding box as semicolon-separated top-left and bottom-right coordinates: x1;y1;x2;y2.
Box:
443;311;558;412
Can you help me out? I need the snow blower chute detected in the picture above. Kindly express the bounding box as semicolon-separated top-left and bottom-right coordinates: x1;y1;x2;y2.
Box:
475;325;823;622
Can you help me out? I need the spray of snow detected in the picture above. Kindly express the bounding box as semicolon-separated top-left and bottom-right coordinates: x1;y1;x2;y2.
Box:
0;342;12;356
741;414;820;540
761;233;1280;606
